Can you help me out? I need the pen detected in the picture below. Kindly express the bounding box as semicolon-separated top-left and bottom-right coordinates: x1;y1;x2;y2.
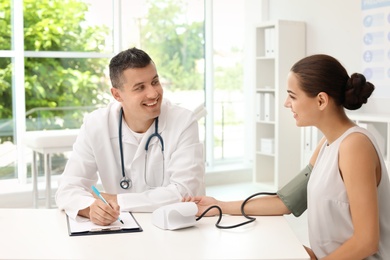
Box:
91;185;124;224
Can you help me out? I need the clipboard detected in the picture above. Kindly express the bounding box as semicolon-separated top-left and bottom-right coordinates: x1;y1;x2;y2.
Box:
66;212;143;236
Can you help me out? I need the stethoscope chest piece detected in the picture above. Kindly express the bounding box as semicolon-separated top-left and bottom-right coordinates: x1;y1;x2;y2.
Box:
120;176;132;189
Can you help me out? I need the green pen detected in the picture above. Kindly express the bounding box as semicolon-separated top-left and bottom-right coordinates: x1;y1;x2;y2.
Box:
91;185;124;224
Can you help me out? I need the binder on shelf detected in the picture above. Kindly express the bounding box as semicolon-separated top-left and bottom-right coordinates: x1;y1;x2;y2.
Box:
256;92;262;121
264;27;275;57
304;127;312;152
66;212;143;236
263;93;275;121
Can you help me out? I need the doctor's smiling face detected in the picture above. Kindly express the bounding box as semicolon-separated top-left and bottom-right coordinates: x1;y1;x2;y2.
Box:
111;61;163;133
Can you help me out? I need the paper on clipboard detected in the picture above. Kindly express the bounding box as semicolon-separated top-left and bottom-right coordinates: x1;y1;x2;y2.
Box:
66;212;142;236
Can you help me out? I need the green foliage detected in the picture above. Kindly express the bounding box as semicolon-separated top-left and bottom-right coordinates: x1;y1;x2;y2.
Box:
0;58;11;116
0;0;111;132
23;0;109;52
215;62;243;91
141;0;204;91
0;1;11;50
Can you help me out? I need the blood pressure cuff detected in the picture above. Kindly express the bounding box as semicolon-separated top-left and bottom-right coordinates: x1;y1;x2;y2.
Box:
276;164;313;217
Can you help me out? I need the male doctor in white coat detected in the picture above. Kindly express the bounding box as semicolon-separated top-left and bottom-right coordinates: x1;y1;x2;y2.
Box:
55;47;205;225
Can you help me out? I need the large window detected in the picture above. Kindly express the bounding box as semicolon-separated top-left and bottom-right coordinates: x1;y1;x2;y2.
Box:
211;0;245;163
0;0;249;183
120;0;206;151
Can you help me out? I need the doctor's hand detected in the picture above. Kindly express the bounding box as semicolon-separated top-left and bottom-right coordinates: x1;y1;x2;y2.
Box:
79;193;120;226
182;196;220;217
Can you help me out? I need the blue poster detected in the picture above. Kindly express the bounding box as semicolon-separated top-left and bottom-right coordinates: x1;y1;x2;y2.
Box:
361;0;390;97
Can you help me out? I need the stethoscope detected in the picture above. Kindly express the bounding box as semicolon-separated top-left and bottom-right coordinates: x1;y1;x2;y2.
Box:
118;107;165;189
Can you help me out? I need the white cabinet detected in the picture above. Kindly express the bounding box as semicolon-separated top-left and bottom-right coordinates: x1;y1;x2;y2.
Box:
301;113;390;172
301;126;323;168
254;20;306;189
348;112;390;171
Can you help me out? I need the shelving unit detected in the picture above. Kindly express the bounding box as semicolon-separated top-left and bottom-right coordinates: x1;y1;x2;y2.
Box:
254;20;306;189
301;112;390;173
348;112;390;171
301;126;323;168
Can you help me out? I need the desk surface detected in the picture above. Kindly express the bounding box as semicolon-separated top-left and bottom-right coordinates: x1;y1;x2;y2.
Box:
0;209;309;260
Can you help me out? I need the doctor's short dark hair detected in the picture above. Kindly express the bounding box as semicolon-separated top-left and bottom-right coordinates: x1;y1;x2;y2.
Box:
109;47;153;89
290;54;375;110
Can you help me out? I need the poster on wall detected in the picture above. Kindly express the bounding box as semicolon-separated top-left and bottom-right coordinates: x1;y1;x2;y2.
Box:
361;0;390;98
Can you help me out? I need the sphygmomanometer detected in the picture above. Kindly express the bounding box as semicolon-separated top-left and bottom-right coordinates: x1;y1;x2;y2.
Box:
152;164;312;230
151;192;276;230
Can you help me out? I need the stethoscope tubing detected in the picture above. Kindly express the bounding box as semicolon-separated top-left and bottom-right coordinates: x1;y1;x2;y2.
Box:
118;107;164;189
118;108;127;187
144;117;164;152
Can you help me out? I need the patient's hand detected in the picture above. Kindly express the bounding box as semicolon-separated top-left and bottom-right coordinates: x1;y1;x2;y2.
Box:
182;196;220;217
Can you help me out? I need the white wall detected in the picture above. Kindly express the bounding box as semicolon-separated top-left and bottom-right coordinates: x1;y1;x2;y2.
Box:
269;0;362;73
245;0;390;114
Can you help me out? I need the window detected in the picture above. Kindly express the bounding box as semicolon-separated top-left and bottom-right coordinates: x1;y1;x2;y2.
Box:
0;57;13;179
211;0;246;163
0;0;15;179
0;0;250;183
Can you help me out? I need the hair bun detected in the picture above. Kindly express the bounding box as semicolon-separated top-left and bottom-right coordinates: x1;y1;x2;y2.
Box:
343;73;375;110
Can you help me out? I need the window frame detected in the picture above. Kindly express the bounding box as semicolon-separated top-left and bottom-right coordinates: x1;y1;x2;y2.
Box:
2;0;251;184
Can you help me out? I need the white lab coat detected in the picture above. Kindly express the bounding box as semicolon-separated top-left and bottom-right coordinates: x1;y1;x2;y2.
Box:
55;99;205;219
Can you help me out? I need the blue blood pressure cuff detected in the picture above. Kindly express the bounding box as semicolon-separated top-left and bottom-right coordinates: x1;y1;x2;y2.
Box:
277;164;313;217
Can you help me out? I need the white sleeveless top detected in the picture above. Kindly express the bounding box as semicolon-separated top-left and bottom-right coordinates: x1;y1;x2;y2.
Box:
308;126;390;259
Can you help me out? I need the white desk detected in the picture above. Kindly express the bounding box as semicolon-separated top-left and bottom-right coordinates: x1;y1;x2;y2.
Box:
0;209;310;260
23;130;79;208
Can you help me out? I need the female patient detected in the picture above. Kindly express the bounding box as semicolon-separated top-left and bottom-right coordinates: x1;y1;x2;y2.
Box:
185;54;390;259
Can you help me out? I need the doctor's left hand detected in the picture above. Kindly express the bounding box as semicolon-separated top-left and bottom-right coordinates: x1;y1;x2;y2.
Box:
88;193;120;226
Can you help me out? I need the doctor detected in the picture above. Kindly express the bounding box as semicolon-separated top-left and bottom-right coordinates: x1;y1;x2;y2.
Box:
55;47;205;225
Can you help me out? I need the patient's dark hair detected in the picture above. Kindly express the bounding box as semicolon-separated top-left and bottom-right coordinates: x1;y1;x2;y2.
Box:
109;47;153;89
290;54;375;110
